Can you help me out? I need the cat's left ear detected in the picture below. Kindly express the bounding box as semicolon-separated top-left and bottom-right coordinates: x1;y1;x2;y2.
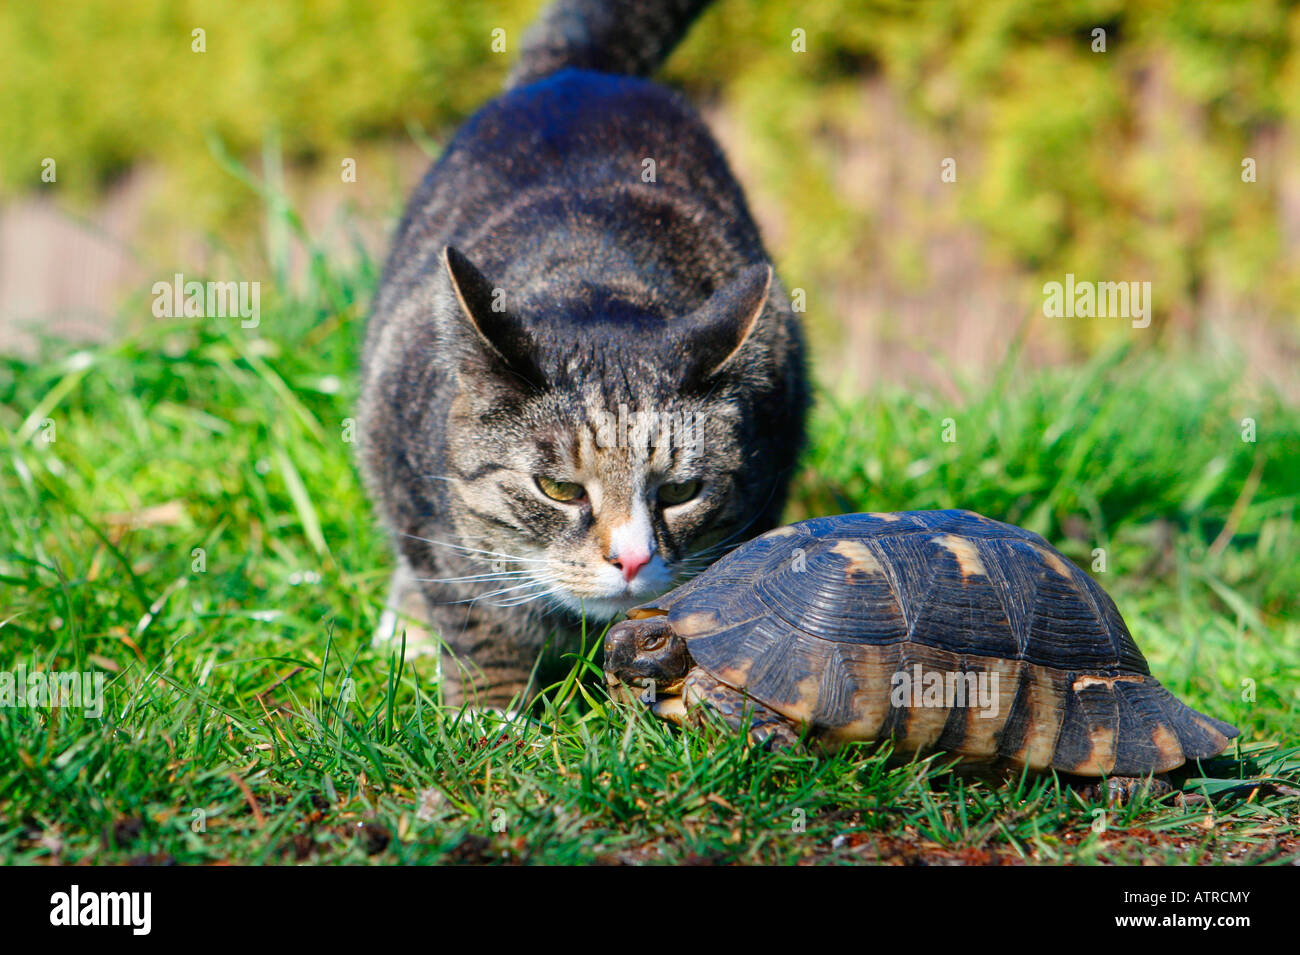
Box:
444;245;546;390
677;264;772;385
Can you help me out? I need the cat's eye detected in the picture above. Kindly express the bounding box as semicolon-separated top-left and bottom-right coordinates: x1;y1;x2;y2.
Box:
657;480;702;506
537;476;587;503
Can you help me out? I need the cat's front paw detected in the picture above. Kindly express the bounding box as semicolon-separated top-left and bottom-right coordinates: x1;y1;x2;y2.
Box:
371;608;439;657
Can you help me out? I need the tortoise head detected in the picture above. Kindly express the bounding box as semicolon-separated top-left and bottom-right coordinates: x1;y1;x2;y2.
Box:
604;614;693;701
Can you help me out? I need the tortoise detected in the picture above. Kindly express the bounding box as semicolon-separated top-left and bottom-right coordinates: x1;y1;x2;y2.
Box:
604;510;1238;795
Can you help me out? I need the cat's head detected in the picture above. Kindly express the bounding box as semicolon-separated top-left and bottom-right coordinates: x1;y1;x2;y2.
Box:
433;245;803;621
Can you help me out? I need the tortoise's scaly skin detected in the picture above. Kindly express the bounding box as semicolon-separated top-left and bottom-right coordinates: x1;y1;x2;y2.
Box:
617;510;1239;776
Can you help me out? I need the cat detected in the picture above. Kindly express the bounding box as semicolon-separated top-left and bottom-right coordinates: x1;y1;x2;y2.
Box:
358;0;809;709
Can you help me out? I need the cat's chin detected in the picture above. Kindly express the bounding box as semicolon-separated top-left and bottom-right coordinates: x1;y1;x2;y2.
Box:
551;588;674;623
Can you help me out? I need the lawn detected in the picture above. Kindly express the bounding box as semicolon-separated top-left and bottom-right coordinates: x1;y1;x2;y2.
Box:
2;210;1298;865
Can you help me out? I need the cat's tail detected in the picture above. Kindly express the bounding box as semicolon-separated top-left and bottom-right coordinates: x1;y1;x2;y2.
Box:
506;0;714;89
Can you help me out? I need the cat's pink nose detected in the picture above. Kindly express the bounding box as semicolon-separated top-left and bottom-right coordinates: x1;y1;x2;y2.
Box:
613;550;650;582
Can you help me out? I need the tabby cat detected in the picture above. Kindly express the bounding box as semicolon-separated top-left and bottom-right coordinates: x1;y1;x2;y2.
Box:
359;0;809;708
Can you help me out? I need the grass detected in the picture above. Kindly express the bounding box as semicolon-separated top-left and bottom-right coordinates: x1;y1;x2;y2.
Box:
2;194;1299;865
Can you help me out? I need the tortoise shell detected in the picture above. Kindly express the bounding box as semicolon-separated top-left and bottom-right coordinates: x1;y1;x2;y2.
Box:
632;510;1238;775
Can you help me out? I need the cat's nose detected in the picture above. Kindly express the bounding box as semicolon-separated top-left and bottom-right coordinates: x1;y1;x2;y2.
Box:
610;549;651;582
607;512;655;583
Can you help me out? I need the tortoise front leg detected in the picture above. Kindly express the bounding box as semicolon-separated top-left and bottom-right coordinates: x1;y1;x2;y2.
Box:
1072;774;1173;806
682;668;801;749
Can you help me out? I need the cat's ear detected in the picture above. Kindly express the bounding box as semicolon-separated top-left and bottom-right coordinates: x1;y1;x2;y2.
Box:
444;245;545;389
677;264;772;385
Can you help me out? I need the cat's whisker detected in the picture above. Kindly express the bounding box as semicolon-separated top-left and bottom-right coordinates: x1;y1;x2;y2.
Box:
413;570;533;584
469;577;569;609
475;576;560;599
438;584;553;607
401;533;580;568
405;537;553;563
492;588;566;608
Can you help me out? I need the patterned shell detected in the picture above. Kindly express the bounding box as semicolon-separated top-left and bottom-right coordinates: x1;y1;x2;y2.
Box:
635;510;1237;775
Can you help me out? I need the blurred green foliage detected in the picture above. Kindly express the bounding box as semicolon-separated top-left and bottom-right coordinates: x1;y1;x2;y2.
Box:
3;0;1299;331
670;0;1300;329
0;0;540;227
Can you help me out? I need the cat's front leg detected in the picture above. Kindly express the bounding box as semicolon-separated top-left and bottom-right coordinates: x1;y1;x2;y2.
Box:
436;616;554;710
372;559;440;659
373;559;550;709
